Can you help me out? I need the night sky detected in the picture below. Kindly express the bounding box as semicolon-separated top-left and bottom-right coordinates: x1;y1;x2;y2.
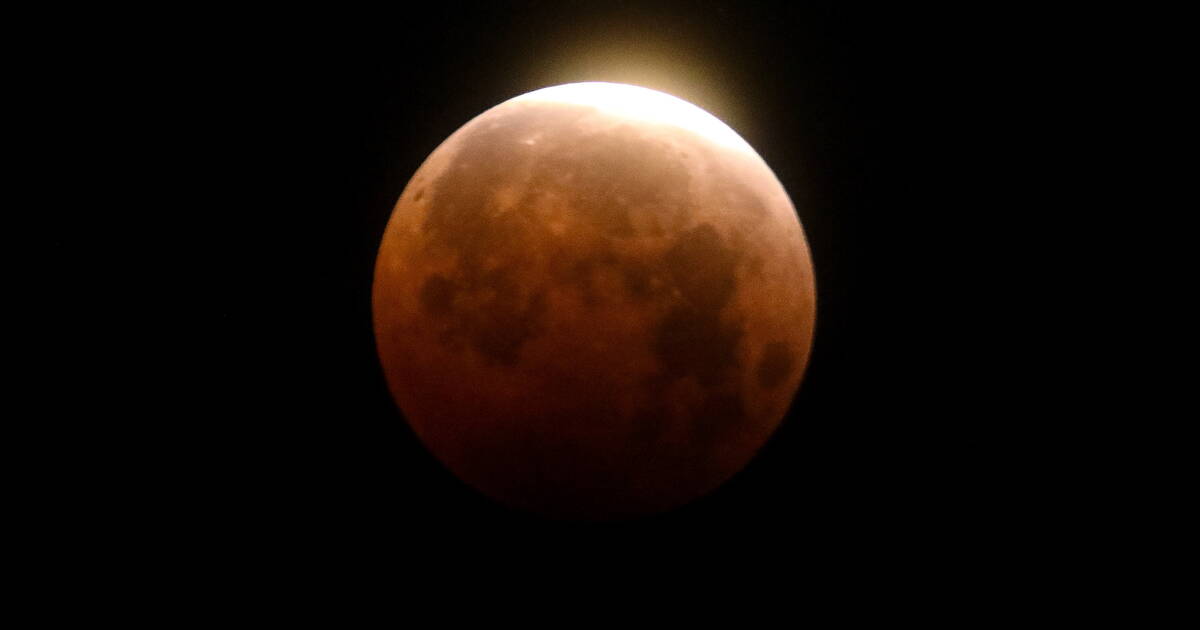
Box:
210;2;1033;563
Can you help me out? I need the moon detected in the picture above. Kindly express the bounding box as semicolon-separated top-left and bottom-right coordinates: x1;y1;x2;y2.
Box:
373;82;815;519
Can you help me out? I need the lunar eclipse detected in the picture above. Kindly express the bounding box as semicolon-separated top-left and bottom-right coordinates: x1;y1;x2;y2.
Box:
373;83;815;519
189;0;1030;566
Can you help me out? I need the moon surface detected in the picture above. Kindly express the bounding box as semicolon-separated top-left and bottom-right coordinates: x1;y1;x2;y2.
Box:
373;83;815;519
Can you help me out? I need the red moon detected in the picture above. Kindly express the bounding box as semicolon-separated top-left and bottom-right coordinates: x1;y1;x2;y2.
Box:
373;83;815;519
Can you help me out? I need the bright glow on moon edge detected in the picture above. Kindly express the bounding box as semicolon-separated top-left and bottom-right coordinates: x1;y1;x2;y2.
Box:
511;82;753;154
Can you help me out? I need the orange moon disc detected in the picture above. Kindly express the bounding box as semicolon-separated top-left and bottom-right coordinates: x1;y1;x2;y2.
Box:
373;83;815;519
